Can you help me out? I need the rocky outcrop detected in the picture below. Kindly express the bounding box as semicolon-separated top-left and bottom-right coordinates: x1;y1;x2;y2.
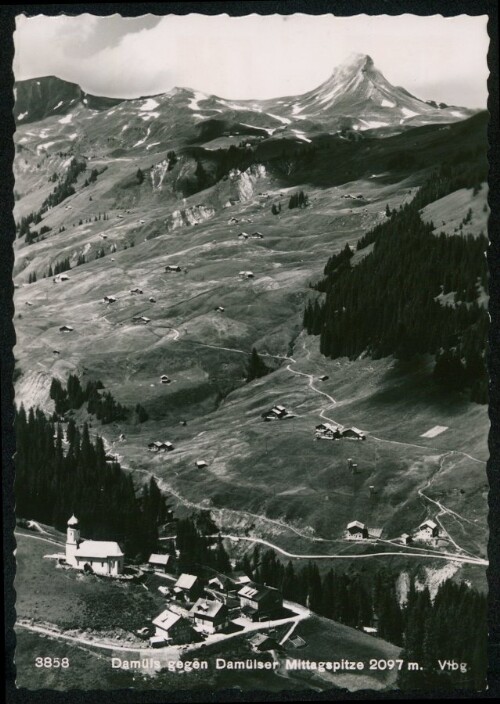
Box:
228;163;266;202
167;204;216;231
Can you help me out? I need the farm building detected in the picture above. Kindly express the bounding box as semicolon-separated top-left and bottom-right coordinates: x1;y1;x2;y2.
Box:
315;422;342;439
345;521;369;540
215;306;225;313
417;520;439;539
160;375;171;384
65;515;124;576
228;217;239;224
400;533;413;545
103;295;116;303
130;287;143;294
250;232;264;239
318;375;329;381
173;573;202;601
189;598;228;634
148;554;171;572
239;270;254;278
59;325;73;333
132;315;150;324
287;635;306;649
262;405;291;421
230;571;252;586
238;232;249;240
195;460;208;469
148;441;174;452
149;297;156;303
249;633;276;652
341;427;366;440
237;582;283;621
152;609;195;645
53;274;70;283
165;265;182;273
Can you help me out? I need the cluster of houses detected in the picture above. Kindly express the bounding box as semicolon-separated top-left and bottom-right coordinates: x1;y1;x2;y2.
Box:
148;441;174;453
146;560;285;647
262;405;294;421
344;519;440;544
315;423;366;441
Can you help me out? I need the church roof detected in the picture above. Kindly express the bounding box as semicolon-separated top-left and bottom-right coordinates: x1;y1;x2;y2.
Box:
67;514;79;526
75;540;124;559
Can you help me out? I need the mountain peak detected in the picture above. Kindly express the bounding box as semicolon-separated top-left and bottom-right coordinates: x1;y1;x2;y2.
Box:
337;53;375;73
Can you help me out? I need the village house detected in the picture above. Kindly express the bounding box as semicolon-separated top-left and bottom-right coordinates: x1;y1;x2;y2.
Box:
149;296;156;303
250;231;264;239
160;375;171;384
148;441;174;452
152;609;195;645
417;520;439;539
287;634;307;649
130;287;143;294
148;553;171;572
400;533;413;545
315;422;342;439
237;582;283;621
132;315;150;324
215;306;225;313
345;521;369;540
59;325;74;333
53;274;70;283
165;265;182;273
238;232;249;240
173;573;202;601
103;295;116;303
189;598;228;634
65;515;124;576
318;375;329;381
195;460;208;469
262;405;291;421
341;427;366;440
239;270;254;278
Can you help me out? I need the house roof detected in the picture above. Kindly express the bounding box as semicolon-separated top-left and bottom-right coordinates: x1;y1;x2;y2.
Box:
347;521;366;531
175;573;198;590
231;571;251;584
288;635;306;648
316;422;340;432
75;540;124;559
237;581;278;602
152;609;182;632
149;553;170;566
342;427;365;436
190;598;226;619
420;520;437;530
249;633;272;647
196;460;208;467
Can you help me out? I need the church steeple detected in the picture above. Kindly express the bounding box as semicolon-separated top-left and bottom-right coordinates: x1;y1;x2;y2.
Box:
66;514;80;565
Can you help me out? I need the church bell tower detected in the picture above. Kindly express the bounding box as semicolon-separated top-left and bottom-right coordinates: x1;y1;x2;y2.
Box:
66;514;80;565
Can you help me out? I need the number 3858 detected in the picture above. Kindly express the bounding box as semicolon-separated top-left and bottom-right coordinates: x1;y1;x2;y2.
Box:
35;657;69;668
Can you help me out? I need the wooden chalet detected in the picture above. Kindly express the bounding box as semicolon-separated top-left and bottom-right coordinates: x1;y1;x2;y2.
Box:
417;520;439;539
341;427;366;440
173;573;202;601
148;441;174;452
189;598;228;634
346;521;369;540
148;553;171;572
152;609;195;645
237;581;283;621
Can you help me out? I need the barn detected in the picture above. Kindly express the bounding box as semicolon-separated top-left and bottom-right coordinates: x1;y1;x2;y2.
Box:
417;520;439;539
341;427;366;440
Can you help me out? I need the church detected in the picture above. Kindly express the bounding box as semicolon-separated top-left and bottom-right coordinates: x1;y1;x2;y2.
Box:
65;515;124;576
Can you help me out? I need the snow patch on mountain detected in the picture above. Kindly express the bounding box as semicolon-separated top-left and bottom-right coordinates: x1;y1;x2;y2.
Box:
133;126;151;148
292;129;312;143
59;114;73;124
140;98;160;111
18;112;28;120
188;91;208;111
401;107;418;118
267;112;291;125
54;101;63;110
141;112;159;121
381;99;396;108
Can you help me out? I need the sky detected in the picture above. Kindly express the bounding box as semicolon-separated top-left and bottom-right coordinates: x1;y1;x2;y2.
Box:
13;13;489;108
